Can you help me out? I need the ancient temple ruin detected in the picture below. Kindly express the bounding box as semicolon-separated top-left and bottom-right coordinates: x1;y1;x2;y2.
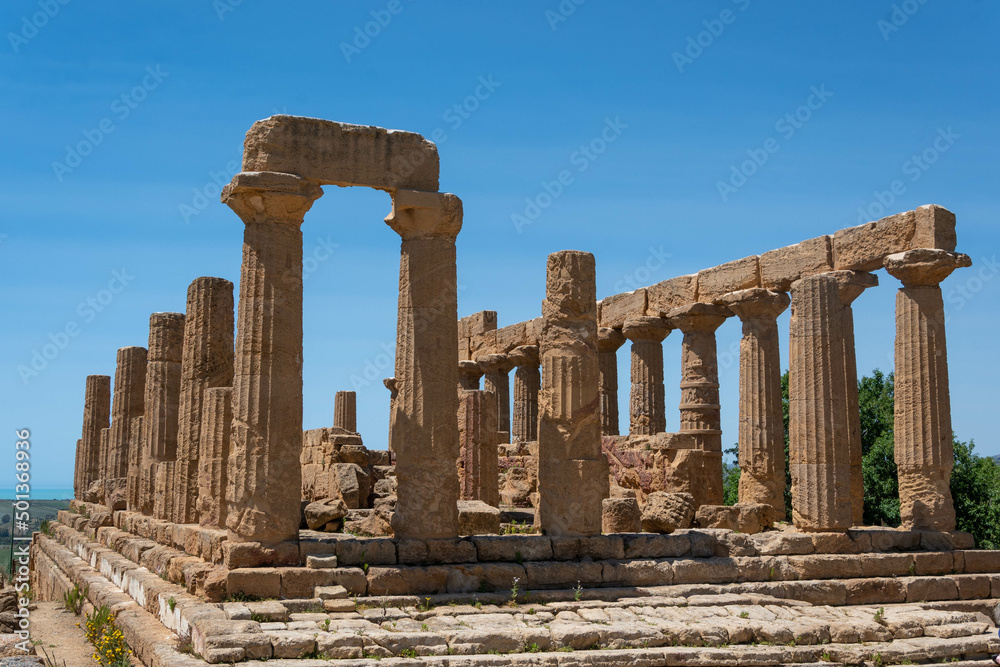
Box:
37;116;999;665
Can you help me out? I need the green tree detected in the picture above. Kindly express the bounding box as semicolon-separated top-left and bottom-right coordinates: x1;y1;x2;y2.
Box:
858;370;900;526
722;445;740;506
950;439;1000;549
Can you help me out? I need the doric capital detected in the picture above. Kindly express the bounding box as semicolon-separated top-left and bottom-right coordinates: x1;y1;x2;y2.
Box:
666;302;731;333
508;344;540;368
715;288;789;322
385;189;463;241
477;353;513;374
383;377;398;400
221;171;323;226
884;249;972;287
597;327;626;353
147;312;186;362
458;360;483;382
826;270;878;306
622;316;673;343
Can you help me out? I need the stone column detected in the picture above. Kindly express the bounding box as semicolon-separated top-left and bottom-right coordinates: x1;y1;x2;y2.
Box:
885;249;971;531
334;390;357;432
106;346;147;509
829;271;878;526
80;375;111;502
98;427;110;496
621;317;673;436
509;345;540;443
717;289;790;519
537;250;607;536
74;439;83;501
667;303;731;506
479;353;515;442
788;274;852;531
174;277;235;525
458;360;483;391
457;389;499;506
136;312;185;515
222;171;322;544
198;387;233;528
384;189;463;540
383;377;398;453
597;328;626;436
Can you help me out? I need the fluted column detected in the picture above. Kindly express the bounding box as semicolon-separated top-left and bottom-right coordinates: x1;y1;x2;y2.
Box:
221;171;322;544
174;277;235;525
136;312;185;515
537;250;607;536
198;387;233;528
457;389;499;506
458;360;483;391
885;249;971;531
334;390;357;432
106;346;146;509
385;189;463;539
384;377;398;453
597;327;626;436
717;289;789;519
79;375;110;501
479;353;515;442
789;274;851;531
622;316;673;436
509;345;540;443
829;271;878;526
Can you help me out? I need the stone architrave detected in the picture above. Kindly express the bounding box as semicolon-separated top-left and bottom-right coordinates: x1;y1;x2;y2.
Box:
384;189;463;540
221;171;322;544
621;316;673;436
537;250;607;536
885;249;971;531
788;274;852;531
106;347;147;507
136;312;185;515
509;345;540;443
198;387;233;528
597;327;626;436
79;375;111;500
457;389;499;506
828;271;878;526
334;391;357;432
458;360;483;391
174;277;235;525
478;353;515;441
666;303;731;507
716;289;790;519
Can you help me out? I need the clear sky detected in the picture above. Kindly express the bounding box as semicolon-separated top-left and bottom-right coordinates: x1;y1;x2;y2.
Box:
2;1;998;492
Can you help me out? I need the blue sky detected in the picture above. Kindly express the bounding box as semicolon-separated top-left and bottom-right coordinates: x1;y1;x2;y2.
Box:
2;1;998;491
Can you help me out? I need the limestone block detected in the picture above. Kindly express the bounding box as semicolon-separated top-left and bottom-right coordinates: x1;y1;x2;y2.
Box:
598;289;647;328
227;568;281;599
911;204;957;251
550;535;624;560
622;534;691;559
759;235;833;292
459;310;497;338
443;563;526;594
641;492;696;533
334;538;396;566
646;274;697;315
904;576;959;602
697;256;760;302
457;500;501;535
495;322;527;353
303;498;349;531
331;463;371;509
522;561;603;589
367;565;450;595
471;535;553;562
601;498;641;534
833;210;913;271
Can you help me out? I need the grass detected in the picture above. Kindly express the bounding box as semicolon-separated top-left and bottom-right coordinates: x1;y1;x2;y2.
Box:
62;583;88;615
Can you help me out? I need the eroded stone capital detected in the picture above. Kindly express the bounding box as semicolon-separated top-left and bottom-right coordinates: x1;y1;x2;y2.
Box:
458;360;483;383
716;288;789;322
383;377;398;399
666;302;731;333
597;327;626;353
477;353;514;374
508;345;540;368
884;248;972;287
826;270;879;306
221;171;323;226
622;316;673;343
385;189;463;241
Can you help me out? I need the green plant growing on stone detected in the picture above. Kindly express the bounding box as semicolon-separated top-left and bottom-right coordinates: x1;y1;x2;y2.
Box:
40;520;54;536
509;577;520;606
739;610;749;619
417;596;433;612
399;649;417;658
167;596;176;612
62;583;88;616
420;622;428;631
573;580;583;601
873;607;885;624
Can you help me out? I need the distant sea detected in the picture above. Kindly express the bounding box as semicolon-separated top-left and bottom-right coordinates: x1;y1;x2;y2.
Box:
0;487;74;500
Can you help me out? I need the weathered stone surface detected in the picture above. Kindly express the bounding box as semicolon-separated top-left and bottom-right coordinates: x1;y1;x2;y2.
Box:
478;353;514;437
641;492;696;533
646;274;697;315
759;235;833;292
471;535;552;562
509;345;539;443
176;276;235;526
79;375;111;503
599;289;647;328
833;205;957;271
457;359;482;390
695;504;774;534
333;390;357;432
386;189;463;540
304;498;349;531
107;346;146;507
457;500;501;536
601;497;641;534
885;249;971;531
597;328;626;436
457;390;499;506
622;316;672;436
241;115;439;191
697;256;760;302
